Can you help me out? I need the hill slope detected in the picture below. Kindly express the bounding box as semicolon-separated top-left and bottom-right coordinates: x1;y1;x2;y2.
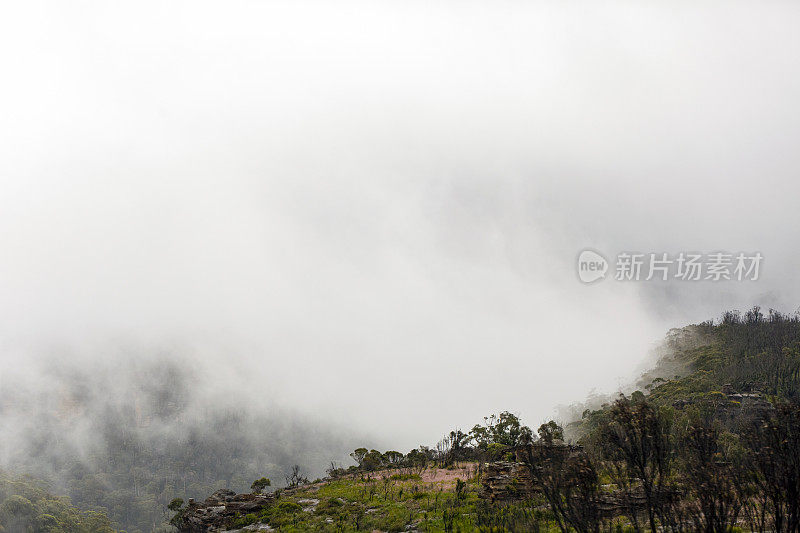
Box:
176;307;800;532
0;470;115;533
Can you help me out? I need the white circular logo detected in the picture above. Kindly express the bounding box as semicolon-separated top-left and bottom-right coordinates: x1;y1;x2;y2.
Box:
577;250;608;283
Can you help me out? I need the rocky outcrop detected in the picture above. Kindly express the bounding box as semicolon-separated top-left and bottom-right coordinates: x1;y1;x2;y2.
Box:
178;489;275;532
480;444;680;519
480;458;679;519
479;442;574;501
479;461;533;501
672;387;773;426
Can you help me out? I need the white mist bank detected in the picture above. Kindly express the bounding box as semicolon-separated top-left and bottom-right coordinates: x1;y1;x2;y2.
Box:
1;1;800;455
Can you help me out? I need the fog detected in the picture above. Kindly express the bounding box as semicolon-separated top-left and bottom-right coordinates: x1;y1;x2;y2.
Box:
2;0;800;458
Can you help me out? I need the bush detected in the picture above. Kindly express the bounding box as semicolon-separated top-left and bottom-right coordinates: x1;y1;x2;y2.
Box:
275;501;303;514
230;512;259;528
316;498;343;515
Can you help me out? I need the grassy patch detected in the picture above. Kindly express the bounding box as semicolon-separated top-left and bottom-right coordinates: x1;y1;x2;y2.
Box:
241;466;562;532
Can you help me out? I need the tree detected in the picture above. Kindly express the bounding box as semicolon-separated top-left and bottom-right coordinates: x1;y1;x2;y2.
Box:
436;430;472;466
678;415;743;532
362;449;384;471
167;498;184;512
285;465;309;488
471;412;533;448
559;452;601;533
167;498;185;529
350;447;368;468
250;477;271;494
538;420;564;444
594;396;673;532
404;449;428;473
384;451;404;466
522;422;600;533
744;403;800;533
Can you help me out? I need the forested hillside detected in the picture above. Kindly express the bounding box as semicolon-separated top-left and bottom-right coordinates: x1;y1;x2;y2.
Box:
4;308;800;532
174;308;800;532
647;307;800;404
0;470;114;533
0;358;359;533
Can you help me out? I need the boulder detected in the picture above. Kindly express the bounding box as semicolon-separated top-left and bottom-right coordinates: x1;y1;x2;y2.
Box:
177;491;275;532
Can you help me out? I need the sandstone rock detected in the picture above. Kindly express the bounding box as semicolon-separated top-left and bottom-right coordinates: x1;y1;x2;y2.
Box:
177;491;275;532
479;461;533;501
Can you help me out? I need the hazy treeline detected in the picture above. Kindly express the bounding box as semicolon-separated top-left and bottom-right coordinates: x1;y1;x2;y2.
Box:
327;411;536;479
0;351;360;532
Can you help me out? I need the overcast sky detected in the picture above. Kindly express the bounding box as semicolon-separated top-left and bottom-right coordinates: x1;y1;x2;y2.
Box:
1;1;800;449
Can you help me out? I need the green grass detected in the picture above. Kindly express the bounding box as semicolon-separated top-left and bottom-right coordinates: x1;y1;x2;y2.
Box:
239;466;561;532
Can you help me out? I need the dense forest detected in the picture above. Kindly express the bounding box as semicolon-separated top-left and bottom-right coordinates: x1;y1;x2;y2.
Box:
0;470;114;532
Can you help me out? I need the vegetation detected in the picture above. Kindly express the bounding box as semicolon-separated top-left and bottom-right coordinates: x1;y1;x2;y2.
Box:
251;478;272;494
0;470;114;533
176;307;800;532
211;465;548;532
225;402;800;531
0;359;356;533
6;306;800;531
647;307;800;406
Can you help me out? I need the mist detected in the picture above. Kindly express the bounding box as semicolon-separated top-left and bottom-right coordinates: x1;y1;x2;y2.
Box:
2;0;800;473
